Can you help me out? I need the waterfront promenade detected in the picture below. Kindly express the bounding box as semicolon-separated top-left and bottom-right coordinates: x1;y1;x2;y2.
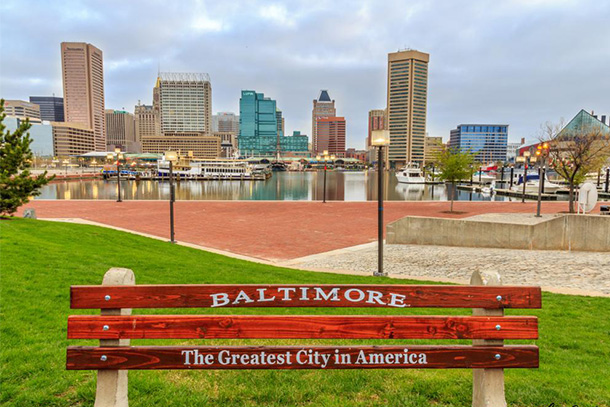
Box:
19;200;594;261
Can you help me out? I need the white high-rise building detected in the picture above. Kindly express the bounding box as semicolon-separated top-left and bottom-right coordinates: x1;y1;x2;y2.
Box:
156;72;212;135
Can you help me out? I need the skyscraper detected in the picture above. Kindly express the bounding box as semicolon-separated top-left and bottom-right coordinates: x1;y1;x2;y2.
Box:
29;96;64;122
61;42;106;151
239;90;278;156
212;112;239;133
315;117;346;158
368;109;386;148
312;90;336;153
140;73;216;158
105;110;137;152
157;72;212;135
134;102;159;141
386;49;429;167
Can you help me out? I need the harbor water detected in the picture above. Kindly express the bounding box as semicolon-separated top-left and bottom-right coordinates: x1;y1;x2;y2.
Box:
37;171;541;201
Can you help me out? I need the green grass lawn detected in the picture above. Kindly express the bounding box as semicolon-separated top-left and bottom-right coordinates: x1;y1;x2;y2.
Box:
1;218;609;406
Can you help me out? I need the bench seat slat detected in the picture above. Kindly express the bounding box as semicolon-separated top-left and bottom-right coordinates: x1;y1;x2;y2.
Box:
70;284;542;309
67;315;538;340
66;345;539;370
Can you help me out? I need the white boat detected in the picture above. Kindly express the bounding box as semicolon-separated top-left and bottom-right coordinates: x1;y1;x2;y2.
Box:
396;163;426;184
157;158;270;180
510;174;563;193
472;172;496;184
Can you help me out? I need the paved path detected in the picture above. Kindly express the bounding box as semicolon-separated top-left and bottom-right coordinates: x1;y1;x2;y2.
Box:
289;243;610;297
21;200;585;261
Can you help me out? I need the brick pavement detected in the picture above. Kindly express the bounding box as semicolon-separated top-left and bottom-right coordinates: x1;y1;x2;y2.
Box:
18;200;586;261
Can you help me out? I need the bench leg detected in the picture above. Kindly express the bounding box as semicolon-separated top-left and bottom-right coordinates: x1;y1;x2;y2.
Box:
471;270;507;407
94;268;135;407
95;370;129;407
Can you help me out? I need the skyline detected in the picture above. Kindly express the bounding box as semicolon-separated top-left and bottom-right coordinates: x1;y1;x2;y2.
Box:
1;0;609;149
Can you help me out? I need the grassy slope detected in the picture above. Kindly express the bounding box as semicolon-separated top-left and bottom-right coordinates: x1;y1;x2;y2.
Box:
1;218;608;407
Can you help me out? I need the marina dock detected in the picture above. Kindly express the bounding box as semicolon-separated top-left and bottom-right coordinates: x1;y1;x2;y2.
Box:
457;185;559;200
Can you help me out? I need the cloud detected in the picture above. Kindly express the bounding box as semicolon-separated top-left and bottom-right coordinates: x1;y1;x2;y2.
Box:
1;0;609;149
258;4;295;27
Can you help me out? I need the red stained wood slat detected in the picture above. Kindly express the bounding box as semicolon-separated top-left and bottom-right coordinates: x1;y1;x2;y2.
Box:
67;315;538;340
70;284;542;309
66;345;539;370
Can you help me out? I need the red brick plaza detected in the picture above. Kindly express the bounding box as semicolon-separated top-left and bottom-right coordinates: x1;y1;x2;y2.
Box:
19;200;586;261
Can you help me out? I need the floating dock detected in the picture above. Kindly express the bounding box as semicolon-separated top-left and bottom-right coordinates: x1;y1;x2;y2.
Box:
457;185;558;200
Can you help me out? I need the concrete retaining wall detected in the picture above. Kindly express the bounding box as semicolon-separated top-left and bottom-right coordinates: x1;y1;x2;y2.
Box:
386;215;610;251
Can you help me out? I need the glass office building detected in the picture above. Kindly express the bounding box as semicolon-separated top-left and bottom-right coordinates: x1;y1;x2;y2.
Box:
29;96;64;122
239;90;279;156
449;124;508;163
280;131;309;153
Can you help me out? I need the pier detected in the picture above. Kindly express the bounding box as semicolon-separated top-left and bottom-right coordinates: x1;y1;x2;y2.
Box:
457;185;559;200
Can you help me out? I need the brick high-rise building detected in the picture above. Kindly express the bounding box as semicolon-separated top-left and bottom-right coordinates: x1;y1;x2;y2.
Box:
386;49;429;167
424;135;444;164
315;117;346;158
61;42;106;151
367;109;386;148
105;109;137;152
212;112;239;133
312;90;336;153
134;102;159;141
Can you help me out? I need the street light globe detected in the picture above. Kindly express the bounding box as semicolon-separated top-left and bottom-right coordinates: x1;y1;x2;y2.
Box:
516;156;526;163
330;155;336;160
371;130;390;146
315;155;321;161
165;151;178;162
114;147;121;154
106;153;114;160
322;150;329;156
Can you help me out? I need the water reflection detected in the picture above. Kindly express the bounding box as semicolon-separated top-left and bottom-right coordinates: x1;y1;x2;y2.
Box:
38;171;518;201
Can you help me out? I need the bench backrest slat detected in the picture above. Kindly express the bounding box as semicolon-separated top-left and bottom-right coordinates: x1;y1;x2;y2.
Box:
67;315;539;340
66;345;540;370
70;284;542;309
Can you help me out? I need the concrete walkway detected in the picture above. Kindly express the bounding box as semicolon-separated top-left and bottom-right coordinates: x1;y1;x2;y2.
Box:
21;200;587;261
288;243;610;297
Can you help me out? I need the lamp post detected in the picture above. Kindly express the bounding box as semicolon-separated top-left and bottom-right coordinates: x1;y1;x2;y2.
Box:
62;159;69;176
107;148;124;202
315;155;323;201
520;151;531;203
322;150;331;203
535;142;549;217
371;130;390;277
165;151;178;243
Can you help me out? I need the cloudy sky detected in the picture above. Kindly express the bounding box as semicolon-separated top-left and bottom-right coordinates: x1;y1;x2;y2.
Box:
1;0;609;148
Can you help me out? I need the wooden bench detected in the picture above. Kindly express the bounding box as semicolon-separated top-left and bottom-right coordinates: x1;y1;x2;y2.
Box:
66;268;541;407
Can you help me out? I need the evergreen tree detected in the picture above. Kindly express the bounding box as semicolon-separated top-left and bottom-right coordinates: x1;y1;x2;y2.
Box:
0;99;54;217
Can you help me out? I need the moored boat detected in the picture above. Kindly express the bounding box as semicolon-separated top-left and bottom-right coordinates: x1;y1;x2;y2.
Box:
396;163;426;184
